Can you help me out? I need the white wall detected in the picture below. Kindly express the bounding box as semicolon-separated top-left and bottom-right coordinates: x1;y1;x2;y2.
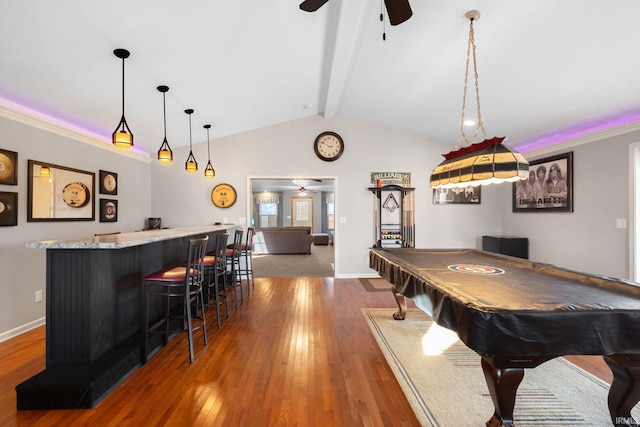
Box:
0;116;151;340
500;130;640;279
4;111;637;339
149;115;504;277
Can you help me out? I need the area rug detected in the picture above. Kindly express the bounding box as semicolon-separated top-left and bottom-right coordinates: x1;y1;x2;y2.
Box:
358;277;393;292
363;308;640;427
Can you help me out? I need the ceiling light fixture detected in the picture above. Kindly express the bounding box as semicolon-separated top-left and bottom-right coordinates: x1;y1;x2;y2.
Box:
429;11;529;189
39;166;50;177
203;124;215;179
112;49;134;149
156;85;173;164
184;109;197;173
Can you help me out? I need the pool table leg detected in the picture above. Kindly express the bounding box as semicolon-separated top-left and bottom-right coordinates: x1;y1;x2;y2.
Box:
603;354;640;426
390;285;407;320
481;355;555;427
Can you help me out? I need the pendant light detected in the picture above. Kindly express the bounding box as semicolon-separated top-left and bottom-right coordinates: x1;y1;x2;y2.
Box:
203;124;216;179
112;49;134;149
156;85;173;164
184;109;198;173
429;11;529;189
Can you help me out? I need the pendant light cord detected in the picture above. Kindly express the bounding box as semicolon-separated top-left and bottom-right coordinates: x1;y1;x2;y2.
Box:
206;126;211;159
121;57;126;119
162;92;167;138
455;17;487;150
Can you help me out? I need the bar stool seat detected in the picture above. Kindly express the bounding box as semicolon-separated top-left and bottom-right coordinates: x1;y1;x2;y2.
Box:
142;235;208;364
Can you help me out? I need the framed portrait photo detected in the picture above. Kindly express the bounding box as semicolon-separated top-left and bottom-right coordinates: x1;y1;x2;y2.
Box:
100;199;118;222
512;151;573;212
433;186;481;205
99;170;118;195
0;191;18;226
0;148;18;185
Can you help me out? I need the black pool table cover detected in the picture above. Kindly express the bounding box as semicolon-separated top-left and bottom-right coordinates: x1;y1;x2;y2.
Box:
369;248;640;357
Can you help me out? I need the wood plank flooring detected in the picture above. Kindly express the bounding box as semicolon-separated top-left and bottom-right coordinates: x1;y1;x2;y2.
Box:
0;278;612;426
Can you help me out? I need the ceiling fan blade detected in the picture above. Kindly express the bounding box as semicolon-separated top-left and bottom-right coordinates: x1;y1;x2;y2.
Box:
299;0;330;12
384;0;412;26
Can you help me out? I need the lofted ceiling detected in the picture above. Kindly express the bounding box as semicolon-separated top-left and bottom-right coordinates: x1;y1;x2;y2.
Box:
1;1;640;156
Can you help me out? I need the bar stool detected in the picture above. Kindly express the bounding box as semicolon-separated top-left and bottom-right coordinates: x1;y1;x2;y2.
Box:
142;235;208;364
204;232;229;329
238;227;255;290
226;229;244;307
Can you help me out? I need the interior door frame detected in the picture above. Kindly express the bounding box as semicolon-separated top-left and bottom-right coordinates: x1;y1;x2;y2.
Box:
247;175;338;274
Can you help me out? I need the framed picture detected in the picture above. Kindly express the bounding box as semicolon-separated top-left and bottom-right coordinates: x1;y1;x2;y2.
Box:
27;160;95;222
512;151;573;212
0;191;18;226
0;148;18;185
292;197;313;227
99;170;118;195
433;186;481;204
100;199;118;222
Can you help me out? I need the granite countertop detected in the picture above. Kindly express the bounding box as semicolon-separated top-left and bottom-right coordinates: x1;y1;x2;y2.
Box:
26;224;235;249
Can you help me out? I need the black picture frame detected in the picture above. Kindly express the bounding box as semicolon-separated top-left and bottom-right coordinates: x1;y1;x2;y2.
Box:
99;170;118;195
512;151;573;212
0;191;18;226
433;186;481;204
27;160;95;222
100;199;118;222
0;148;18;185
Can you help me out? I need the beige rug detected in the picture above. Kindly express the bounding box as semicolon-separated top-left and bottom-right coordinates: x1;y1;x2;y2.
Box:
363;308;640;427
359;277;393;292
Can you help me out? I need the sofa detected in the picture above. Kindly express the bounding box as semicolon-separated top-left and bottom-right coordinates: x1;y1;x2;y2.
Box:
255;227;314;254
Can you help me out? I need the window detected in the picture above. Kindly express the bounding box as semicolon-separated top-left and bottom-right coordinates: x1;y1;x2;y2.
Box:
327;201;335;230
259;202;278;228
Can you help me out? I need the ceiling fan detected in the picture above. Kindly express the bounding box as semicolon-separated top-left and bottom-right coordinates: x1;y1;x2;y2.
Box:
300;0;412;26
295;186;318;195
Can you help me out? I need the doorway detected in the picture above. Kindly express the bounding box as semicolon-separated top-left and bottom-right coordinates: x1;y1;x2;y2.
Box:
248;177;337;277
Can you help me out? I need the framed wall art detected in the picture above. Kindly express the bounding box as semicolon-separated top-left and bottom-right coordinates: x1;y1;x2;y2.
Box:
100;199;118;222
512;151;573;212
27;160;95;222
0;148;18;185
0;191;18;226
99;170;118;195
433;186;481;205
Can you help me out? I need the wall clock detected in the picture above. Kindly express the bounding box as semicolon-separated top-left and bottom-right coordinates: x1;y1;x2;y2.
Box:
313;131;344;162
211;183;237;208
99;170;118;195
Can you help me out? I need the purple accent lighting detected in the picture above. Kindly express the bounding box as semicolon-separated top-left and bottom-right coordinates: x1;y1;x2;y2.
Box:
516;112;640;153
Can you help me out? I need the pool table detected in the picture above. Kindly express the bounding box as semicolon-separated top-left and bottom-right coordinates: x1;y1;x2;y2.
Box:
369;248;640;427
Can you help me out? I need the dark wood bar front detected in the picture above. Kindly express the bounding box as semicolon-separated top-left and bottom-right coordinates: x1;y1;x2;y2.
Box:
17;225;233;410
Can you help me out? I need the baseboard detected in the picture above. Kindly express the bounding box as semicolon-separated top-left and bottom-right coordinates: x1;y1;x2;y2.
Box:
336;273;380;279
0;317;46;343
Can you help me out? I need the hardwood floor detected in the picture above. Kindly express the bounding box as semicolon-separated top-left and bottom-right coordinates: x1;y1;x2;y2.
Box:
0;278;612;426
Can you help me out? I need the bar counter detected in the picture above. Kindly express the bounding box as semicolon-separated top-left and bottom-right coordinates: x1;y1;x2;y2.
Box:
17;225;235;410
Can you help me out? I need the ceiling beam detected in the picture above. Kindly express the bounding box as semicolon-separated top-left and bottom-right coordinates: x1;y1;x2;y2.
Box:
321;0;370;118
